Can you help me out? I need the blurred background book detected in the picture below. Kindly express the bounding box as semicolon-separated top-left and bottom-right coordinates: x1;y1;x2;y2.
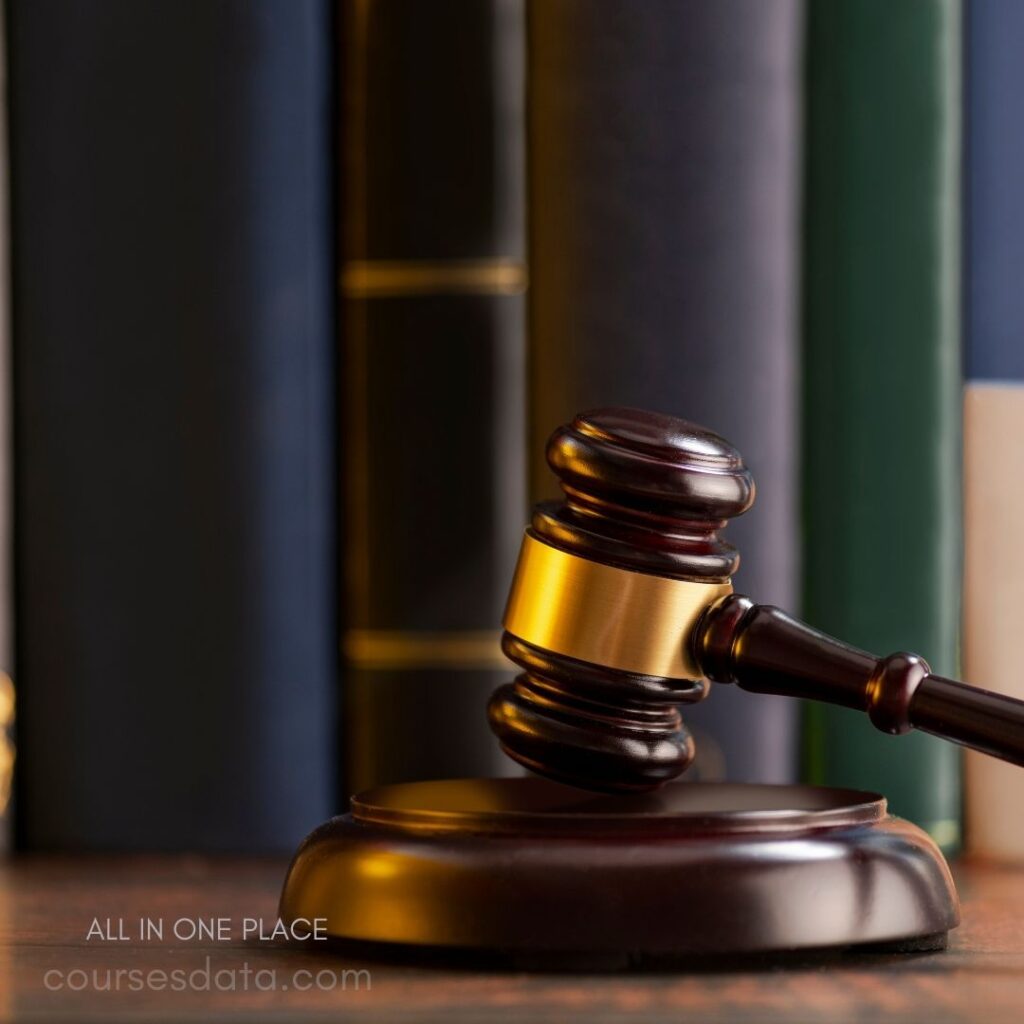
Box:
800;0;962;852
963;0;1024;861
0;2;11;857
338;0;524;793
8;0;335;851
0;0;1018;856
528;0;802;783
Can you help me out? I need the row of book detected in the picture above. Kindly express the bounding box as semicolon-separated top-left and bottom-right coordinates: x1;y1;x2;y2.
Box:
2;0;1022;858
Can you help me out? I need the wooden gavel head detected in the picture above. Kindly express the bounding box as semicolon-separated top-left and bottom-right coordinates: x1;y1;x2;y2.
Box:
488;407;755;792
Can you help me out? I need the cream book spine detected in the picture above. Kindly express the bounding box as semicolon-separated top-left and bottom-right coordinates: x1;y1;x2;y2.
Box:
964;383;1024;859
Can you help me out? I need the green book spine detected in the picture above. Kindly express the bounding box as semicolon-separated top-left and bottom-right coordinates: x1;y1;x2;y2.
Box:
801;0;962;850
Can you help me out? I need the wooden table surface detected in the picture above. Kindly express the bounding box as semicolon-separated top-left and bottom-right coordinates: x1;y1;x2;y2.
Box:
1;855;1023;1023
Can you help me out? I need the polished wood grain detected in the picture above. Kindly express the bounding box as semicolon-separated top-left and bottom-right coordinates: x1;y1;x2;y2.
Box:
696;595;1024;768
2;855;1023;1022
280;780;957;956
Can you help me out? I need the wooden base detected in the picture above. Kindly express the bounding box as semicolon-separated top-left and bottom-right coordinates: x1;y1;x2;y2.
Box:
279;779;959;961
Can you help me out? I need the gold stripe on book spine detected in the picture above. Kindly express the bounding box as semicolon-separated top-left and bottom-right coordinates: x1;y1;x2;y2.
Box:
342;260;527;298
0;674;13;815
344;630;508;670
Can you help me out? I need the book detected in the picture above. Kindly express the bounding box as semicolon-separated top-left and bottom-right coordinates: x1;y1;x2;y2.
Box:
963;387;1024;859
527;0;803;782
963;0;1024;860
0;5;10;856
339;0;525;793
801;0;962;849
9;0;335;850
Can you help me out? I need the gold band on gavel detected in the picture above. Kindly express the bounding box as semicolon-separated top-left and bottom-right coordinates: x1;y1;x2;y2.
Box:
502;532;732;680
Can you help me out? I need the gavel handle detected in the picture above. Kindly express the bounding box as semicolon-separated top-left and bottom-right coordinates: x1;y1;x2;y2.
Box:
694;593;1024;768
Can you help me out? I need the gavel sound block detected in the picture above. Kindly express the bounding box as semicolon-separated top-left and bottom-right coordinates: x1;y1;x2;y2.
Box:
280;408;1001;961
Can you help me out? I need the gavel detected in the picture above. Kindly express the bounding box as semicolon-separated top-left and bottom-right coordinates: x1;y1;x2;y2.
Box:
488;407;1024;793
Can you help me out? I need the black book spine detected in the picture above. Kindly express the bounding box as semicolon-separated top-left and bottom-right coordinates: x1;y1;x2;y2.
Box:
340;0;525;793
527;0;803;782
0;6;10;856
9;0;335;850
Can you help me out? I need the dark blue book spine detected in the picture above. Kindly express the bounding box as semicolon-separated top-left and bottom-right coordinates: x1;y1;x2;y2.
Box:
967;0;1024;383
9;0;335;850
527;0;803;782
